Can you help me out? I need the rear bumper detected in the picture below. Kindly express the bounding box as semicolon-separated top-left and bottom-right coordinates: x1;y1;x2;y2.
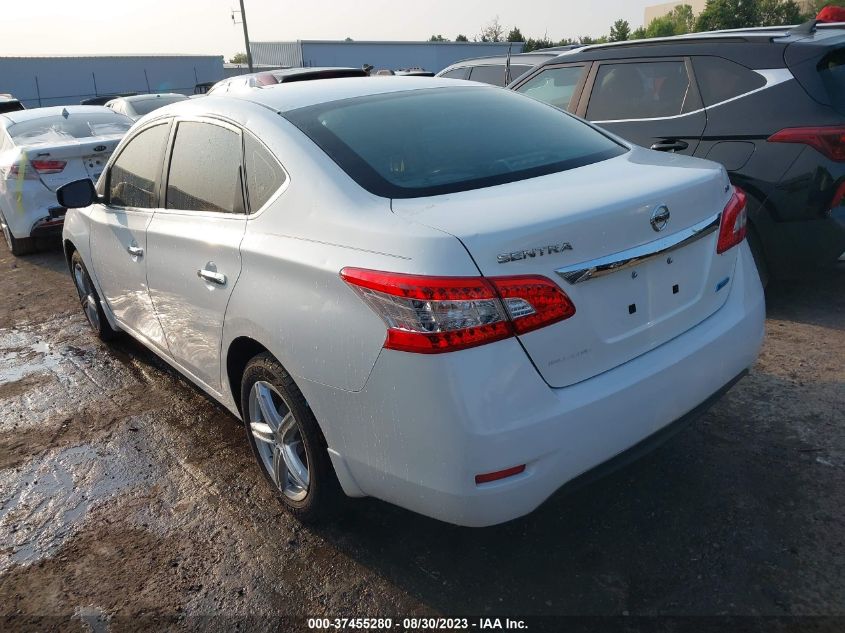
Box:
0;183;61;240
307;243;765;527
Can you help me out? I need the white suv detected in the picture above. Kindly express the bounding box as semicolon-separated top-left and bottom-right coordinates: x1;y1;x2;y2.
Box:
58;78;764;526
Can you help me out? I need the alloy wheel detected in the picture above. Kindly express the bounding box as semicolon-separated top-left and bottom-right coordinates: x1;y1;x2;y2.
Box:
248;380;310;502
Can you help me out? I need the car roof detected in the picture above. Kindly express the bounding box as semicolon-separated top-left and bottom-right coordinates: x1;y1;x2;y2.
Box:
0;104;116;125
197;77;487;114
444;52;559;68
529;22;845;70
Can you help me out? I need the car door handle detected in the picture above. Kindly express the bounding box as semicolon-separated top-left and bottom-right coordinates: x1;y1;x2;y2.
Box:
197;269;227;286
650;139;689;152
127;245;144;257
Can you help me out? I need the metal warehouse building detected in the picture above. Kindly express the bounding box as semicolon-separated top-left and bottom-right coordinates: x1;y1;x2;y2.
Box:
249;41;524;73
0;55;224;108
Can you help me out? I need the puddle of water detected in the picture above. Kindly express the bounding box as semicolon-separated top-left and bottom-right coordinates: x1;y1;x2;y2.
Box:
0;427;160;573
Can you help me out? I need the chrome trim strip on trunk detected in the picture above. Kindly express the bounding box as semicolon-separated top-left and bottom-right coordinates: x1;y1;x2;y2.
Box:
556;212;722;284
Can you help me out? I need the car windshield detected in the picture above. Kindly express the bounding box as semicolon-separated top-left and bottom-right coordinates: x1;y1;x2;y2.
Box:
131;95;186;115
8;112;132;145
283;86;626;198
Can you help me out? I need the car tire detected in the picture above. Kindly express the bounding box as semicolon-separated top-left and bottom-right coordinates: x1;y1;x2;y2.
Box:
241;352;343;523
70;251;118;341
1;211;35;256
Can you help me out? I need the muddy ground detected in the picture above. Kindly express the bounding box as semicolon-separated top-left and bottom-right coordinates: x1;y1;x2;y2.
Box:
0;240;843;632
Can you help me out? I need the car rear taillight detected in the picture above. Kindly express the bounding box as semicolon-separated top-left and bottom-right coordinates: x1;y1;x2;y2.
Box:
30;159;67;174
717;187;748;255
767;126;845;162
3;163;38;180
831;181;845;210
340;268;576;354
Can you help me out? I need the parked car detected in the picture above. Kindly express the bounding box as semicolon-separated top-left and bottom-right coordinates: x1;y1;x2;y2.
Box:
395;67;434;76
57;77;763;527
0;106;132;255
509;19;845;283
436;52;561;86
208;67;368;94
0;95;25;114
80;93;138;106
105;93;188;120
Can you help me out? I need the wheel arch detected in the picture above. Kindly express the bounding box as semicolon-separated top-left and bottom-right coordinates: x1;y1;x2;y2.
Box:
225;336;270;417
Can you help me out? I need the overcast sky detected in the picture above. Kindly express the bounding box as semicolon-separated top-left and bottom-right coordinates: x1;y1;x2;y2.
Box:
4;0;660;59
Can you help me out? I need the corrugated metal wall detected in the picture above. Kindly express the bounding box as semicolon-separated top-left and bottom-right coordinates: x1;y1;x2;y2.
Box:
250;42;303;67
250;41;524;73
0;56;224;107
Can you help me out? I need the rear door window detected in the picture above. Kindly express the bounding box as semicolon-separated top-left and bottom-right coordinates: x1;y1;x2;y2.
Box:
165;121;244;213
109;122;171;208
515;65;587;111
468;65;508;86
440;68;469;80
692;56;766;106
244;133;287;213
586;61;694;121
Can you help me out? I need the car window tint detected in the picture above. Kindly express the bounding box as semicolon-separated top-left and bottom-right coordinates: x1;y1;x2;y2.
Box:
284;86;626;199
469;65;508;86
516;66;585;110
587;61;692;121
109;123;170;208
244;132;286;212
507;65;533;82
132;95;187;115
692;57;766;106
819;48;845;116
440;68;469;80
166;121;243;213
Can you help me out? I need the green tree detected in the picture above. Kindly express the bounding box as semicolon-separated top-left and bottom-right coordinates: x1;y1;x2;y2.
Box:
429;34;448;41
455;34;469;42
696;0;759;31
759;0;804;25
609;19;631;41
630;26;647;39
229;52;248;64
646;14;680;36
578;35;597;45
645;4;695;37
803;0;845;19
507;26;525;42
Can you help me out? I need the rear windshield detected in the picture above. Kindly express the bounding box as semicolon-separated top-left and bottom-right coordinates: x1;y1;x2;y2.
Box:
819;48;845;115
131;95;186;115
8;112;132;145
283;86;626;198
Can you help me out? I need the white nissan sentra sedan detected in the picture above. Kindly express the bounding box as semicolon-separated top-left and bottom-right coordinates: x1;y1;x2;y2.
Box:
57;77;764;527
0;106;132;255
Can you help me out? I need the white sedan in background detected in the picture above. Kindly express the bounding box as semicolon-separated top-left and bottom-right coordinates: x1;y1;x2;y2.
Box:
105;93;188;121
0;105;132;255
58;78;764;527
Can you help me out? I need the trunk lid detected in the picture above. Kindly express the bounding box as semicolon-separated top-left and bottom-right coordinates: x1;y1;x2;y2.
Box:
392;149;738;388
20;136;122;191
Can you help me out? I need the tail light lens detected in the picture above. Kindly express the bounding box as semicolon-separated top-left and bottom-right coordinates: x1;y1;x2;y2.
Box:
30;159;67;174
767;126;845;162
3;163;38;180
717;187;748;254
340;268;576;354
831;181;845;210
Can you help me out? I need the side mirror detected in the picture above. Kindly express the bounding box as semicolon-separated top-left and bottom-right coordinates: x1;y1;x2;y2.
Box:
57;179;98;209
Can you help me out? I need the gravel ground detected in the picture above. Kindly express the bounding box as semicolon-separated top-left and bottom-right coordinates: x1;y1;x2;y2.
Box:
0;241;843;632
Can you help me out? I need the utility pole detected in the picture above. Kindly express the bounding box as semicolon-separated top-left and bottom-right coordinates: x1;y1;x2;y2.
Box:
232;0;254;72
